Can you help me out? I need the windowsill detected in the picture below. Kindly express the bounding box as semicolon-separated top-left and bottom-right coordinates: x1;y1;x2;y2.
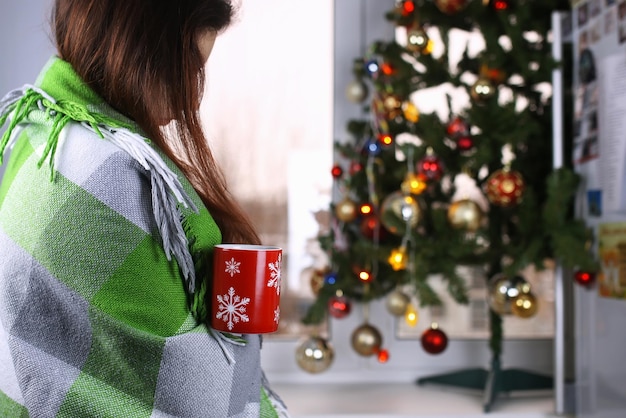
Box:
274;382;559;418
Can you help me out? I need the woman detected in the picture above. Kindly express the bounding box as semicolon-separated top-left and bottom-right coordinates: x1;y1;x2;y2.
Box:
0;0;288;416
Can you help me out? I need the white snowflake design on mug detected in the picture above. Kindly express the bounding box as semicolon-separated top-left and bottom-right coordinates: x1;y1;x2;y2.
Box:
267;253;281;295
215;287;250;330
224;257;241;277
274;306;280;324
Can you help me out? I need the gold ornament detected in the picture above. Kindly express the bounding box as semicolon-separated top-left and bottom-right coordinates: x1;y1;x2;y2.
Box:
470;77;495;101
386;289;411;316
295;336;334;374
345;79;368;103
310;269;325;296
406;28;429;53
488;274;529;315
380;191;421;235
402;101;420;123
350;323;383;357
516;281;532;294
335;197;358;222
401;173;427;195
447;199;483;232
381;94;403;119
388;246;408;271
511;292;538;318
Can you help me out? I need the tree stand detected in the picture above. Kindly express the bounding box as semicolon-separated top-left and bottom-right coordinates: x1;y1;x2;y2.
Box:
416;355;553;412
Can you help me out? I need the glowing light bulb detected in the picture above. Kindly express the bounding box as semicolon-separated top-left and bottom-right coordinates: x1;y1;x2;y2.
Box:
403;1;415;15
380;134;393;145
381;63;394;76
358;270;372;283
405;304;418;327
402;102;420;123
360;203;373;215
377;348;390;363
401;173;427;195
388;247;408;271
424;39;434;55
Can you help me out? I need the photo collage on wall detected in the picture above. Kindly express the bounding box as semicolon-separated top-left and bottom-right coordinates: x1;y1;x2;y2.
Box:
572;0;626;217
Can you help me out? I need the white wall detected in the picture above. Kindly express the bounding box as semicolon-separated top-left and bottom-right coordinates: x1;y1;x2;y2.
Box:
576;212;626;418
0;0;54;96
0;0;55;178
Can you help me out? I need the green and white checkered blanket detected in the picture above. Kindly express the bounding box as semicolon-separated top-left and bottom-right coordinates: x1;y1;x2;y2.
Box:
0;57;287;417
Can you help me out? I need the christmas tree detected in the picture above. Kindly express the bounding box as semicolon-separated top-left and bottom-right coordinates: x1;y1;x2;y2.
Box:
297;0;598;408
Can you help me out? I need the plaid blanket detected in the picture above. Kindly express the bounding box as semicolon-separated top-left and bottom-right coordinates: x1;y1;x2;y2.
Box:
0;57;287;417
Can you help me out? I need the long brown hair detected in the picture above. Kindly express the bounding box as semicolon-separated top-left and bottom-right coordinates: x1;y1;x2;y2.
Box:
53;0;260;244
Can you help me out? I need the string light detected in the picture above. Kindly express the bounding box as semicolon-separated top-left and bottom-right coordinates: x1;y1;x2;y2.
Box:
401;172;427;195
380;62;394;76
324;272;338;286
377;348;390;363
360;203;374;215
493;0;509;10
358;270;373;283
366;60;379;75
331;165;343;178
402;0;415;15
388;246;408;271
405;303;418;327
379;133;393;146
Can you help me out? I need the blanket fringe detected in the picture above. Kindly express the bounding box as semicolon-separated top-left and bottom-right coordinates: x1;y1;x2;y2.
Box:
0;85;198;293
208;329;251;364
99;127;198;291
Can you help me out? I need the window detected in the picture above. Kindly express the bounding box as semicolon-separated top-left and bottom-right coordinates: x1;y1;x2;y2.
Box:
201;0;334;338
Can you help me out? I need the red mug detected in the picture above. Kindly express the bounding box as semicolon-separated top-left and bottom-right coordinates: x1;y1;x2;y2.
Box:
211;244;282;334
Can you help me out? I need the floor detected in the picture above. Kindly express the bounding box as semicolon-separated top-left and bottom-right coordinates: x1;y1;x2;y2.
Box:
273;383;562;418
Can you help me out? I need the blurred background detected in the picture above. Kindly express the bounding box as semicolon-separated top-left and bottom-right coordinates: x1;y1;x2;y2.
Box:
0;1;583;417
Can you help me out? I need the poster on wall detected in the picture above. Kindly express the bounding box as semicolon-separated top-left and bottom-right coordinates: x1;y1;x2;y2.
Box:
597;222;626;299
572;0;626;216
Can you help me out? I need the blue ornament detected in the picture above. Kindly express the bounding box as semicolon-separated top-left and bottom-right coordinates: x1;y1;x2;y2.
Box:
324;272;338;286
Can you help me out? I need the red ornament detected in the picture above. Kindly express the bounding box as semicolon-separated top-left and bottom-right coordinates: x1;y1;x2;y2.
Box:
417;154;444;181
331;165;343;179
377;348;390;363
446;117;474;151
328;294;352;319
360;214;389;241
574;270;596;287
485;168;525;207
435;0;470;14
446;117;470;137
421;324;448;355
456;136;474;151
